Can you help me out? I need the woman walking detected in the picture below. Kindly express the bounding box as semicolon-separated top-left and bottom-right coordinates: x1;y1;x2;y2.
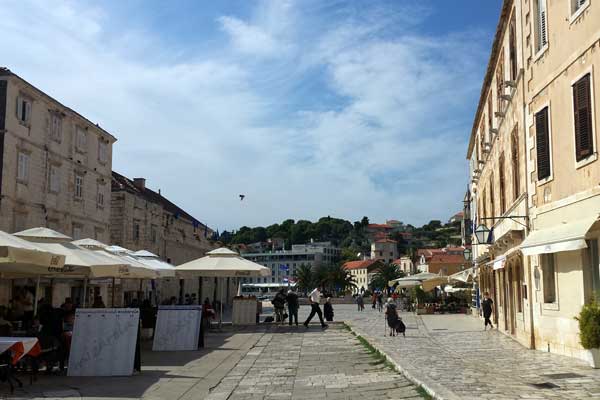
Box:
384;298;399;337
482;292;494;330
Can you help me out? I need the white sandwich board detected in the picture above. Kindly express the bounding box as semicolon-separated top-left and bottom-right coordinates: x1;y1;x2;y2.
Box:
68;308;139;376
152;305;202;351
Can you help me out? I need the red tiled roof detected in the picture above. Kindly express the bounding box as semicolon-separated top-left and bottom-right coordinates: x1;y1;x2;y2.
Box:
343;260;379;270
375;239;397;244
429;254;465;264
367;224;393;229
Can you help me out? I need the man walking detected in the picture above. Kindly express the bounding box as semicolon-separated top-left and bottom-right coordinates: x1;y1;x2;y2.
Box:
286;289;299;326
303;287;327;328
482;291;494;330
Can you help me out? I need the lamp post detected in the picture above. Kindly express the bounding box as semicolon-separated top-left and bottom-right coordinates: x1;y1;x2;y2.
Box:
475;224;493;245
463;248;472;261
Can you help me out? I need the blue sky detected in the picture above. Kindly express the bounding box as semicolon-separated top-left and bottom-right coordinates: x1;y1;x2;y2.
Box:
2;0;501;231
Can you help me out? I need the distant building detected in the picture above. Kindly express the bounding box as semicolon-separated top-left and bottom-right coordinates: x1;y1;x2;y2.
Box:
110;172;216;302
242;241;341;284
448;211;464;224
343;259;381;293
392;257;413;274
370;239;398;264
416;247;466;274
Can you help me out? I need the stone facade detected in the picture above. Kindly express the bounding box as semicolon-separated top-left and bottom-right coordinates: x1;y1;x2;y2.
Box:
370;239;398;264
0;68;116;305
467;0;600;362
110;172;218;303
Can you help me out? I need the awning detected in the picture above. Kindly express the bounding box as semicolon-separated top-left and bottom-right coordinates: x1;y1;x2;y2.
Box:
520;216;599;256
492;256;506;270
422;276;449;292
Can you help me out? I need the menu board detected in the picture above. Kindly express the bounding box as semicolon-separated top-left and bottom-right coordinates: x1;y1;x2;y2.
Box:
152;305;202;351
68;308;139;376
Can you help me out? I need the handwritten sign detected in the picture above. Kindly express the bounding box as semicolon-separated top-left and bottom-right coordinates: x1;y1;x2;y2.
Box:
152;305;202;351
68;308;139;376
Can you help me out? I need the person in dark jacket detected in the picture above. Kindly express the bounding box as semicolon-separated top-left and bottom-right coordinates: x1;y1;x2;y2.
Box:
482;292;494;330
286;289;299;326
324;298;334;322
385;298;399;336
272;289;287;324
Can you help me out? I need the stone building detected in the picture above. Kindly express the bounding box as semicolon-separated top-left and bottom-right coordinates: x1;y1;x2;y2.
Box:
467;0;600;363
370;239;398;264
110;172;217;302
343;259;381;293
0;68;116;304
0;68;115;239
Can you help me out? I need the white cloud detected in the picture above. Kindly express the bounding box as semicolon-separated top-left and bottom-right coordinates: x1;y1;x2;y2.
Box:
1;0;488;230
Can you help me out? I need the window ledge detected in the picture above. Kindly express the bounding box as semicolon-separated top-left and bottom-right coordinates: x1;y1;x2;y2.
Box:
537;174;554;187
543;302;559;311
533;44;549;63
16;179;28;186
17;120;30;128
575;152;597;169
569;2;590;25
74;197;83;202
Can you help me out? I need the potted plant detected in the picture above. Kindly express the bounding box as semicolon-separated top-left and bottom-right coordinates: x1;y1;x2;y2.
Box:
576;299;600;368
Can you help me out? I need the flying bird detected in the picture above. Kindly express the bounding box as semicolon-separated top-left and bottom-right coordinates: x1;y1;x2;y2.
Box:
239;194;245;201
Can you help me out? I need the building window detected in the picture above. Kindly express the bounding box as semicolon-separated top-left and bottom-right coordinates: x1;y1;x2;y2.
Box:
75;127;87;152
74;174;84;199
542;254;556;303
487;96;493;131
534;0;548;52
496;51;504;112
573;73;594;162
571;0;589;15
499;153;506;214
489;173;495;219
133;219;140;241
14;212;28;233
16;96;31;125
97;184;105;207
50;113;62;142
509;15;518;81
151;225;158;244
511;127;520;200
49;164;60;193
98;140;108;163
535;107;552;180
72;225;82;240
17;152;29;182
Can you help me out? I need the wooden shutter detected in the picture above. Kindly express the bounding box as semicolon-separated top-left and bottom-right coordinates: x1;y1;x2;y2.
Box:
489;174;495;219
573;74;593;162
488;97;493;130
511;127;520;200
536;107;551;180
499;154;506;214
539;0;548;48
509;17;517;80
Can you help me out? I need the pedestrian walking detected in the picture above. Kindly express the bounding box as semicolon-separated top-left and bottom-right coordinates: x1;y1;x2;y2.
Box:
377;292;383;312
356;294;364;311
286;289;299;326
272;289;287;325
371;292;377;309
303;287;328;328
384;298;399;336
324;298;334;322
482;291;494;330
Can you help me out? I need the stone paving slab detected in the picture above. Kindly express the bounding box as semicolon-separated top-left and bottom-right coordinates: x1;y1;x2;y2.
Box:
328;304;600;400
205;324;423;400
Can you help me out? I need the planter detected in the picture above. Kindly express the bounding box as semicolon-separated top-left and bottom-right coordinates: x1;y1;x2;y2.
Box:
586;348;600;368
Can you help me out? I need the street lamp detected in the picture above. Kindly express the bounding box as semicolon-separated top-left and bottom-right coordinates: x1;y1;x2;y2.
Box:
463;248;472;261
475;224;493;245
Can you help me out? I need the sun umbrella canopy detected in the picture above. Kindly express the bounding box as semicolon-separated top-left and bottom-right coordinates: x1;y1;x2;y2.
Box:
130;249;176;278
422;276;450;292
176;247;270;278
388;272;438;287
15;229;155;279
0;230;66;277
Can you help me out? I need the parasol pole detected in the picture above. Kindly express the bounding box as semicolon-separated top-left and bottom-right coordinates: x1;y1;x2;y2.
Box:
82;278;88;308
219;277;224;328
112;277;116;308
33;275;40;316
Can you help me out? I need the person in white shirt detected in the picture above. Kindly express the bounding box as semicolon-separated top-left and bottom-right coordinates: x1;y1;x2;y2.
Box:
303;287;327;328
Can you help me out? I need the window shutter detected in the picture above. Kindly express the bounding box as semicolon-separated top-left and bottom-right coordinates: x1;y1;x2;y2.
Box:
539;1;548;47
536;107;551;180
573;74;593;162
25;101;31;122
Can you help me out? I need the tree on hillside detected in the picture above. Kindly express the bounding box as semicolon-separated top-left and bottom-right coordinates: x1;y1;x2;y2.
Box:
370;264;404;292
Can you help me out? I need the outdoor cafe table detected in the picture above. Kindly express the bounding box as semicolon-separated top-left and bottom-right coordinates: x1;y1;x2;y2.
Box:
0;337;41;364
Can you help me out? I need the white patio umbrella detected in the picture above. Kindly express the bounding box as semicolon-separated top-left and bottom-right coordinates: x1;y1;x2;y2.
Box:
16;228;156;308
0;230;67;315
388;272;438;288
175;248;270;325
130;250;176;278
0;230;66;277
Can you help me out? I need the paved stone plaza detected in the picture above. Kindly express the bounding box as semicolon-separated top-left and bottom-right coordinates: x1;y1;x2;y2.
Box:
4;304;600;399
